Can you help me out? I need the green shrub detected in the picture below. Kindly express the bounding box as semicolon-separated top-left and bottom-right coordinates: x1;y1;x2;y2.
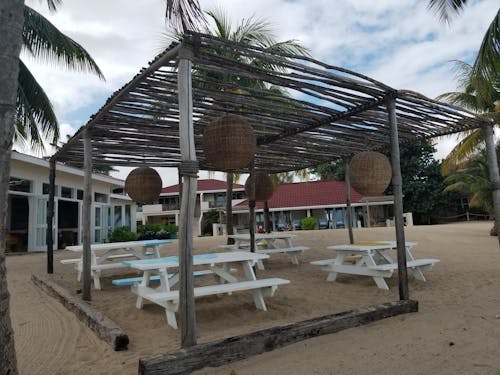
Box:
301;217;317;230
109;226;138;242
165;223;178;235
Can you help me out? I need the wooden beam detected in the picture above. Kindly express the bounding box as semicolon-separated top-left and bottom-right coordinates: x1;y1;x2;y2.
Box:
344;158;354;244
31;274;129;351
387;97;409;300
138;300;418;375
177;47;197;348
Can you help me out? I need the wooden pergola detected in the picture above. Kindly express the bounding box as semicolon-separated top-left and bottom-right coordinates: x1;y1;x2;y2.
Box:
49;32;500;348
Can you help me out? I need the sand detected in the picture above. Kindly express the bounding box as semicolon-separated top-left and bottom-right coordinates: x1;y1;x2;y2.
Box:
6;222;500;374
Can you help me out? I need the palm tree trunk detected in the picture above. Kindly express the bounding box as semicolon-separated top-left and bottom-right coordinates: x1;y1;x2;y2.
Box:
264;200;271;233
0;0;25;373
226;173;234;244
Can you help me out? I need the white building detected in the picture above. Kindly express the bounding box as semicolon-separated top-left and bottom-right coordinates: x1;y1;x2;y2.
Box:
7;151;136;252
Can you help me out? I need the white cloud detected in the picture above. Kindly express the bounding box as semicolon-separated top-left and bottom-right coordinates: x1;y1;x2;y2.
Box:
22;0;498;184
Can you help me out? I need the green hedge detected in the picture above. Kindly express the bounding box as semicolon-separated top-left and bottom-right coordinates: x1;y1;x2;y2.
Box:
301;217;317;230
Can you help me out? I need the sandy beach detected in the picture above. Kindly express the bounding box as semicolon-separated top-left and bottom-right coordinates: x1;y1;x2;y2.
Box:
6;221;500;374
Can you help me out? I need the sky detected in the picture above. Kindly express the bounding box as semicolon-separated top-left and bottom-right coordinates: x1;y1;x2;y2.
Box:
21;0;497;186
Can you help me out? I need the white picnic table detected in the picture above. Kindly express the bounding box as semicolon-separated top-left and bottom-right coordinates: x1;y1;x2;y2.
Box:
123;251;290;329
311;241;439;290
63;239;171;290
226;233;309;269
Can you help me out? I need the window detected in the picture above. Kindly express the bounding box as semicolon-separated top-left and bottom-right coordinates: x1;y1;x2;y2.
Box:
95;207;101;227
125;205;131;228
61;186;73;199
114;206;122;227
77;189;83;200
9;178;32;193
94;192;108;203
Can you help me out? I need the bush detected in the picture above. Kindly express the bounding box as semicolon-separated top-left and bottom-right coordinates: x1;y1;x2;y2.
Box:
137;223;179;240
301;217;317;230
165;223;178;235
109;226;138;242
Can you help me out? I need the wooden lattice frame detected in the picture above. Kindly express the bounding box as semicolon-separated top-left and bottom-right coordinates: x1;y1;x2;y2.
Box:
52;32;487;172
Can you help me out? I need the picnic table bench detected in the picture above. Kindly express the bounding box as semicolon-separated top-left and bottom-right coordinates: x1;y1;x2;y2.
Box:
124;251;290;329
225;233;309;269
62;240;171;290
311;241;439;290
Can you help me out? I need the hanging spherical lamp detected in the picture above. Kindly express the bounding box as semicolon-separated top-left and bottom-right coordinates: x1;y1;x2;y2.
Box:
202;115;256;171
245;172;274;201
349;151;392;196
125;166;162;204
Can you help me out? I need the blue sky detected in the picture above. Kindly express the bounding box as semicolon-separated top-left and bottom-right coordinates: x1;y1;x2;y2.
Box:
22;0;497;185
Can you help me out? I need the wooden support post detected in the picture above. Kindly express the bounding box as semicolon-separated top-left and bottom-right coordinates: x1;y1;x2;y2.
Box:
178;47;198;348
46;160;56;274
82;129;92;301
248;162;256;254
226;172;234;243
264;200;271;233
482;123;500;247
387;96;409;300
344;157;354;244
177;167;182;210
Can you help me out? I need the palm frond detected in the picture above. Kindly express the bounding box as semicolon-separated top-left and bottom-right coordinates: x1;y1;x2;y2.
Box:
472;9;500;83
427;0;468;23
16;59;59;153
165;0;206;33
44;0;61;12
441;128;484;175
23;6;104;79
204;8;232;39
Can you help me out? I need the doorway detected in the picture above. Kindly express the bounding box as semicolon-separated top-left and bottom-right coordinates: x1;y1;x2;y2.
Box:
7;195;29;252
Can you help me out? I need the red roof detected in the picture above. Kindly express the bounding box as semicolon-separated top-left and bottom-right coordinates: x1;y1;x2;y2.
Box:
235;180;365;210
162;179;244;194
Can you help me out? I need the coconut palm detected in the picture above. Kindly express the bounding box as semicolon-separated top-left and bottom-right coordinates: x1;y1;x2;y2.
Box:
444;149;498;216
428;1;499;82
1;0;24;372
437;61;499;175
17;5;103;153
165;0;204;32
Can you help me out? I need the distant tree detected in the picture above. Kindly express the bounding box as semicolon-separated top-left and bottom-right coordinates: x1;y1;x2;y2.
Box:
444;149;496;213
385;139;457;225
309;160;345;181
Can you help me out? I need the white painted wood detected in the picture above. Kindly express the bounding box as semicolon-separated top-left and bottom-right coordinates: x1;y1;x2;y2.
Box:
312;242;438;290
368;259;439;271
82;130;92;301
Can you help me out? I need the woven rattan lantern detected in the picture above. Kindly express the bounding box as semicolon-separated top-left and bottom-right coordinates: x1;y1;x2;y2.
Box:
125;166;162;204
245;172;274;201
202;115;256;171
349;151;392;196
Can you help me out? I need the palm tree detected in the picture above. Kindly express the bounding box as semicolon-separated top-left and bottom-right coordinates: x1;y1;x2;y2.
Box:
17;5;103;153
437;61;499;175
178;8;309;239
1;0;24;372
165;0;205;32
428;2;499;82
444;149;498;221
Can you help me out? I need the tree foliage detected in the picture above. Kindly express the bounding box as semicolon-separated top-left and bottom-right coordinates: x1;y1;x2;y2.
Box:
309;160;345;181
17;4;103;153
386;139;458;224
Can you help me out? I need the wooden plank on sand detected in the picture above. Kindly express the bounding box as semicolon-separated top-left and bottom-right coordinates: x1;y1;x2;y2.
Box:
139;300;418;375
31;274;129;351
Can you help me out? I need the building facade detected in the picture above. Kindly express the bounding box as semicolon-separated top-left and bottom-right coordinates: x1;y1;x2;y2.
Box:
7;152;135;252
138;179;396;236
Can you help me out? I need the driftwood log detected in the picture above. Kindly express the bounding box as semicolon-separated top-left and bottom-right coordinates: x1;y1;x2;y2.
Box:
31;274;129;351
138;300;418;375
